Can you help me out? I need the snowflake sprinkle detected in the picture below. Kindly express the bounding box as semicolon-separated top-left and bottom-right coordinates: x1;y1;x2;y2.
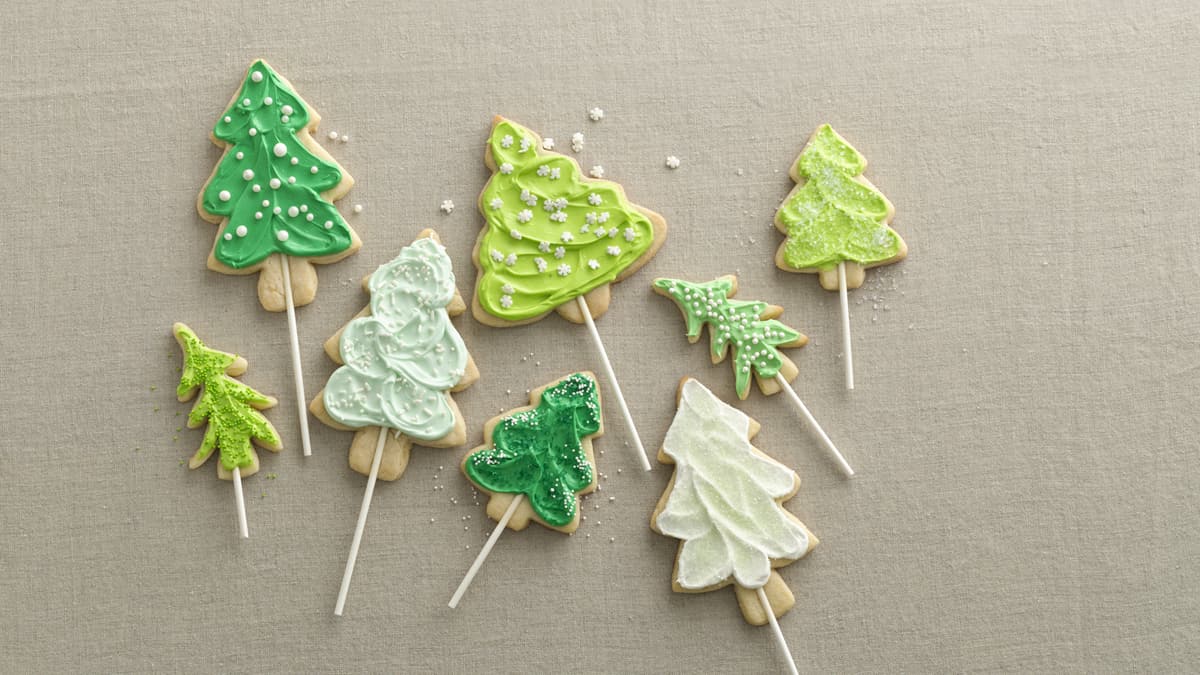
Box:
588;107;605;121
440;199;455;214
665;155;681;169
589;165;605;178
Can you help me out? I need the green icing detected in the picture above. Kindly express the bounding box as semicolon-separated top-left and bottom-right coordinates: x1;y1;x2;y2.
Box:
775;124;903;271
200;60;353;269
463;373;600;527
654;278;804;399
475;118;657;321
174;324;279;471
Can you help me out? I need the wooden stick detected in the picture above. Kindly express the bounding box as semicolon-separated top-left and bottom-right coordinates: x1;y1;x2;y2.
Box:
334;426;388;616
232;466;248;539
576;296;652;472
838;261;854;391
775;373;854;477
448;495;523;608
279;253;313;457
756;587;799;675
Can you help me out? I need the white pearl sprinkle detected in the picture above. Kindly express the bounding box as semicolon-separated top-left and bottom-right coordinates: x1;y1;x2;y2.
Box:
288;206;299;217
218;190;231;202
328;131;339;141
224;233;232;240
263;96;273;105
273;142;287;157
310;166;318;174
236;225;248;237
235;151;244;160
242;98;251;106
270;178;281;189
324;220;333;229
251;71;263;83
281;105;293;115
276;230;289;241
353;204;363;214
242;169;254;180
248;128;257;137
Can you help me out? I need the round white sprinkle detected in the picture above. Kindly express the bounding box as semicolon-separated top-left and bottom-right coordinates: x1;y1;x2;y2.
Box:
324;220;333;229
251;71;263;83
353;204;363;214
306;214;314;221
288;176;296;184
263;96;273;105
236;225;248;237
588;107;605;121
224;116;232;123
440;199;455;214
242;98;251;106
255;212;262;219
281;115;290;124
281;105;293;115
242;169;254;180
665;155;681;169
273;142;287;157
248;128;257;137
270;178;281;189
235;151;244;160
339;135;349;143
273;207;281;214
218;190;231;202
288;206;299;217
252;185;260;192
290;157;298;165
276;230;289;241
261;199;270;207
300;205;307;212
328;131;339;141
310;166;318;174
224;233;232;240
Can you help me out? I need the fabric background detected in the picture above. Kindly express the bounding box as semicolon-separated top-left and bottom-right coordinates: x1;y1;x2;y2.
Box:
1;1;1197;672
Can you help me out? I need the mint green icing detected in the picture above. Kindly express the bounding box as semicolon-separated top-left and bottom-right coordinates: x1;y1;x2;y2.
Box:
322;238;468;441
200;60;353;269
654;278;804;399
463;373;600;527
775;124;903;271
174;323;279;471
475;118;657;321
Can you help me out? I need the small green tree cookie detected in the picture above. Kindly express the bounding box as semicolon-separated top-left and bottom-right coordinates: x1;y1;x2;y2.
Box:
173;323;281;479
773;124;906;290
653;276;808;400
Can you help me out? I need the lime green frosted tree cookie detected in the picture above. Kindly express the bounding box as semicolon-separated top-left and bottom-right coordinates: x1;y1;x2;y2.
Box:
173;323;280;537
773;124;906;291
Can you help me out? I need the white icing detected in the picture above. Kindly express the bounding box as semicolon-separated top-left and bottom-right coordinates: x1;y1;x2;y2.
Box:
656;380;810;590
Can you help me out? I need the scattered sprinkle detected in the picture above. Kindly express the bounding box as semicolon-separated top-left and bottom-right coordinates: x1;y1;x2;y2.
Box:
328;131;339;141
589;165;605;179
571;132;585;153
588;107;605;121
440;199;455;214
542;137;555;150
665;155;681;169
352;204;363;214
339;134;349;144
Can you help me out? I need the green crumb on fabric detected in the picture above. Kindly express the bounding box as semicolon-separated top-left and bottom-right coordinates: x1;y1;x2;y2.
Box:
175;426;182;432
153;406;160;412
266;473;277;480
260;492;267;499
134;447;141;453
172;435;179;442
178;459;185;466
174;411;180;417
150;385;157;391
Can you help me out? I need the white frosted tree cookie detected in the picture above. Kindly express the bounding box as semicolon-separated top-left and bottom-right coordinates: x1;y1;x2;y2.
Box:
650;378;817;626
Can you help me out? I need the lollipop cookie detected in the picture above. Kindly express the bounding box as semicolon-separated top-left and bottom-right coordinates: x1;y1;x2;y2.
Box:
172;323;281;538
448;372;602;608
774;124;907;389
198;59;361;456
651;378;817;673
654;275;853;475
309;230;478;615
471;116;667;470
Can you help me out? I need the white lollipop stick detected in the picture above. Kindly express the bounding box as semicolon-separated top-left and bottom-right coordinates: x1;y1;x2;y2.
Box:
279;254;313;457
334;426;387;616
448;495;523;608
232;466;248;539
838;261;854;391
756;587;799;675
775;373;854;477
576;296;652;472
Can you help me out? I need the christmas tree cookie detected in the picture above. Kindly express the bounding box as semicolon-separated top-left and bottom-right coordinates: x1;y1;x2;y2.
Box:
310;229;478;615
311;230;479;481
448;373;602;608
197;59;361;311
773;124;906;291
651;378;817;626
173;323;281;537
653;276;807;399
471;116;667;326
